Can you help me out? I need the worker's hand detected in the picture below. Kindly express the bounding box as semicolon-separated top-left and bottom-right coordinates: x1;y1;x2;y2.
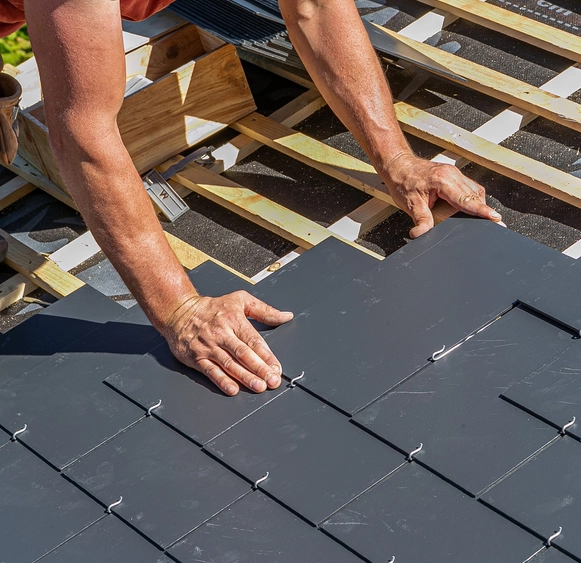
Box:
383;153;502;238
163;291;293;396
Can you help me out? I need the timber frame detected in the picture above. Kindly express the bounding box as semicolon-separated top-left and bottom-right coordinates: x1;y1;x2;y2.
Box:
2;3;581;313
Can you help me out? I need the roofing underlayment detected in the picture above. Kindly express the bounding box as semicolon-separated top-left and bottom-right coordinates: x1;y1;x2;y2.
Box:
2;218;581;562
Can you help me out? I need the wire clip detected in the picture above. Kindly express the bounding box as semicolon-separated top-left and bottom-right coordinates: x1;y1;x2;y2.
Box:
11;424;27;442
547;527;562;547
106;496;123;514
407;443;423;462
146;399;162;417
289;371;304;388
253;472;270;490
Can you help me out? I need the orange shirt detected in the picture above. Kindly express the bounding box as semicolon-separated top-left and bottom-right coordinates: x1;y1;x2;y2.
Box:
0;0;175;36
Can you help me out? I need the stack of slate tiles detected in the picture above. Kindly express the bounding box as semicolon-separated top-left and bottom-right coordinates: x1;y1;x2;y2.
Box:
2;217;581;562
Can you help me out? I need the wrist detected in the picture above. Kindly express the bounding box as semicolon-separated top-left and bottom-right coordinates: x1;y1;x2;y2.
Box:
378;150;417;189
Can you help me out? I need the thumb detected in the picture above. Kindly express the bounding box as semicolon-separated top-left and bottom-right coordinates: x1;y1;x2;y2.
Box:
408;198;435;239
245;296;294;326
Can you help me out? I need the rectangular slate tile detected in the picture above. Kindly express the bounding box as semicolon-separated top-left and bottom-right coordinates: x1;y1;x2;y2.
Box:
528;549;577;563
0;441;103;563
65;417;250;548
503;342;581;440
353;306;568;494
265;218;572;414
482;437;581;560
205;388;404;525
105;341;287;445
187;260;253;296
252;237;377;315
520;259;581;333
39;515;172;563
0;353;145;470
321;464;540;563
0;285;126;388
169;491;364;563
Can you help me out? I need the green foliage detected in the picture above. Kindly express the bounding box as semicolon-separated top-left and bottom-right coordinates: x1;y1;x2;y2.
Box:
0;25;32;67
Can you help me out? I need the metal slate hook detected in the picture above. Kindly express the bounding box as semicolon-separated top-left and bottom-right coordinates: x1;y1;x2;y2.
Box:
547;527;562;547
106;496;123;514
407;443;423;462
11;424;27;441
146;399;162;417
253;472;269;490
430;345;446;361
561;417;576;435
289;371;304;388
387;557;396;563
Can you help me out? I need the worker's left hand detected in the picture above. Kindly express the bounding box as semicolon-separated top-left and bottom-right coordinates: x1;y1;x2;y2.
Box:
382;153;503;238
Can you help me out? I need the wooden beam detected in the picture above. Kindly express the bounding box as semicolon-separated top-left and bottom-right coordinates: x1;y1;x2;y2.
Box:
416;0;581;62
163;159;382;259
0;177;36;212
5;156;78;210
0;274;37;312
1;229;85;299
230;112;455;223
125;24;206;82
394;101;581;208
210;90;327;173
371;23;581;133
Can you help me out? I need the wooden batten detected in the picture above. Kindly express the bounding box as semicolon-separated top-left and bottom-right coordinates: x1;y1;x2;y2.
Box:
394;101;581;208
370;23;581;133
417;0;581;62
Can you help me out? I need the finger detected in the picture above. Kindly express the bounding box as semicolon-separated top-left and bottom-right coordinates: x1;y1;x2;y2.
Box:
224;329;281;389
196;358;240;396
442;179;502;223
242;294;294;326
407;196;435;239
234;324;282;388
212;349;271;393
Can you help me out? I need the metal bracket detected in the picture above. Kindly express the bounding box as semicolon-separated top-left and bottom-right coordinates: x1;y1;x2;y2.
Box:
142;146;215;223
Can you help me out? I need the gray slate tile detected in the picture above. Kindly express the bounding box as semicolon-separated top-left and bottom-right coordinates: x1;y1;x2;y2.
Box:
527;549;577;562
0;441;103;563
503;342;581;440
169;491;363;563
520;259;581;333
353;306;569;494
65;417;250;548
39;516;172;563
187;260;252;296
205;388;404;525
265;218;572;414
0;285;125;388
0;353;145;470
322;464;541;563
482;437;581;560
252;237;377;316
106;342;287;445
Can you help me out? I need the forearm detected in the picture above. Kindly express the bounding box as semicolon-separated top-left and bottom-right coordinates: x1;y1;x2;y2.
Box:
51;128;198;331
279;0;412;182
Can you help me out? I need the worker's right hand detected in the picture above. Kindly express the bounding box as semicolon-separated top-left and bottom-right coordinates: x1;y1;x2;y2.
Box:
162;291;294;396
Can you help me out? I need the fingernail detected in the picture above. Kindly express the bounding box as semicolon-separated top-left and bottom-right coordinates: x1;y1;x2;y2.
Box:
267;374;280;388
498;221;507;228
271;364;282;375
491;211;502;220
252;379;266;392
226;384;237;396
